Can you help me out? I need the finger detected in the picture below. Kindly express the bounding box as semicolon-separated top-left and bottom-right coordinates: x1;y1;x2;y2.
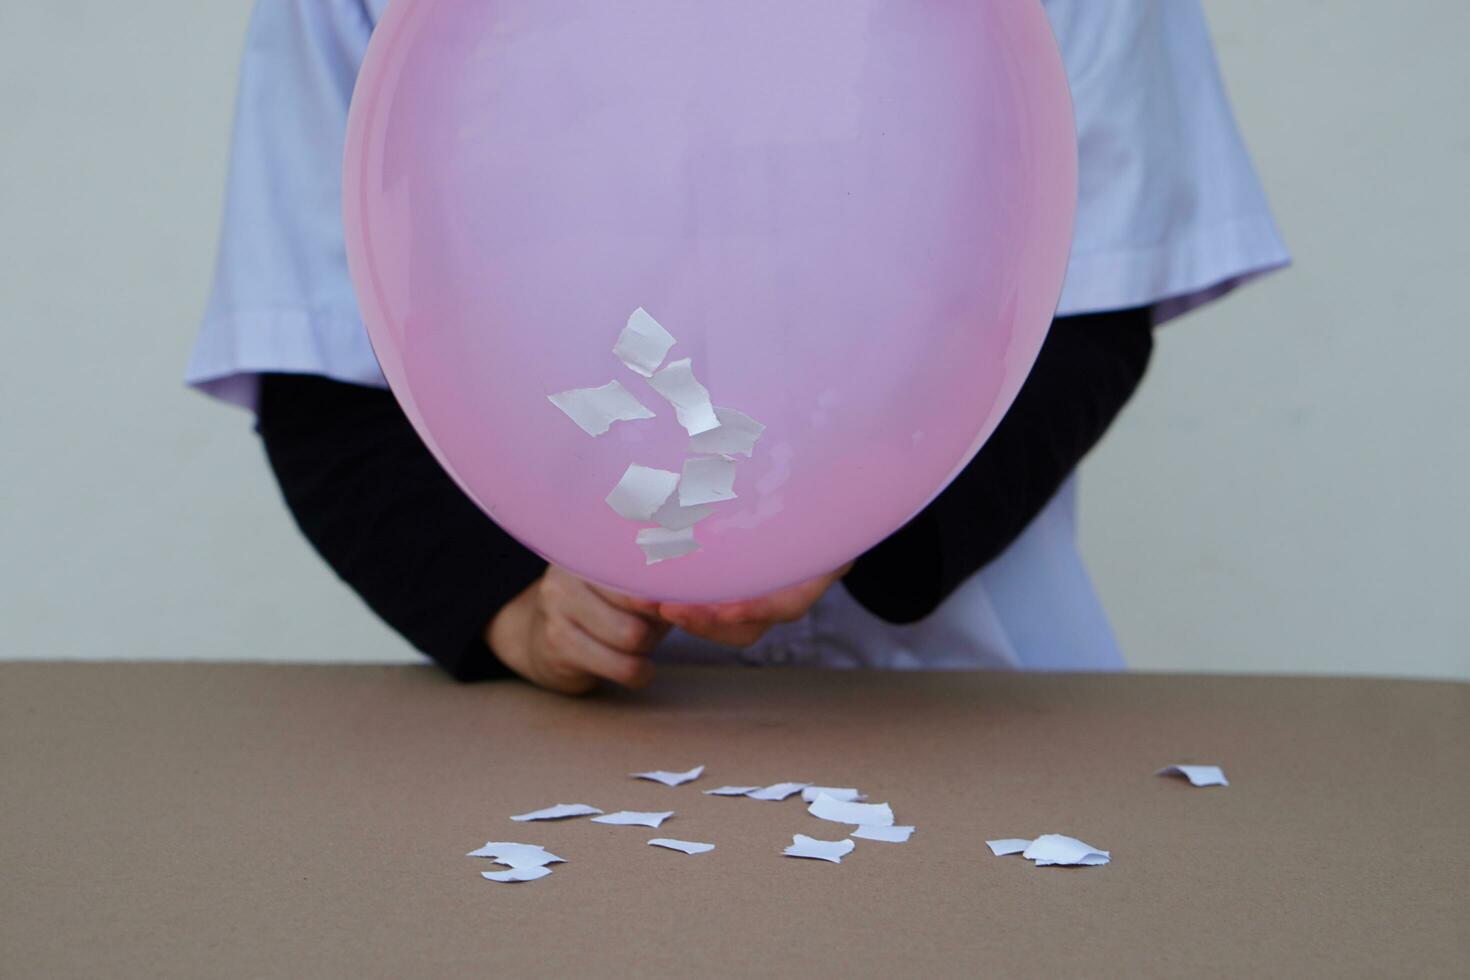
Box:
544;615;656;689
587;583;664;621
563;586;663;654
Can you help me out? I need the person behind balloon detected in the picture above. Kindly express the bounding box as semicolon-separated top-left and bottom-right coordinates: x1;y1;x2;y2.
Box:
188;0;1287;694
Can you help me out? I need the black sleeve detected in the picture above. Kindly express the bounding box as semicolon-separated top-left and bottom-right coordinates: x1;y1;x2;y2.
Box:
841;306;1154;623
256;374;545;682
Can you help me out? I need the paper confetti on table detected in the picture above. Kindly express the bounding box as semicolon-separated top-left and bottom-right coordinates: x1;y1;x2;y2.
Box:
648;838;716;855
1157;764;1229;787
704;785;761;796
807;793;895;827
481;865;553;883
800;786;865;803
987;835;1110;867
851;824;914;843
783;834;856;864
746;782;811;801
510;803;603;822
466;842;565;868
591;810;674;828
632;765;706;787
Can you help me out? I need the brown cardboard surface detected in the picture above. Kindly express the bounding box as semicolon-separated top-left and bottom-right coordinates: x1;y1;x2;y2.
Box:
2;663;1466;978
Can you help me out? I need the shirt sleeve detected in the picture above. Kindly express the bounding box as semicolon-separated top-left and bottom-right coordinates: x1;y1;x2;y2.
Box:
1044;0;1290;322
186;0;387;412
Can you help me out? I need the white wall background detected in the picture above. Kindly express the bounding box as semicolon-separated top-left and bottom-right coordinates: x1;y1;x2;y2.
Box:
1;2;1465;678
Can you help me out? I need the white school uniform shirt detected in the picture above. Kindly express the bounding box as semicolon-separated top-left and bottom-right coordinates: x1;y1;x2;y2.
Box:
189;0;1289;671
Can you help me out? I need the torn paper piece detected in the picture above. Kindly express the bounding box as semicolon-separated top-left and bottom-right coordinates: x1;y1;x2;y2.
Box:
800;787;865;804
591;810;674;828
631;765;705;787
648;838;715;855
1023;835;1110;867
614;307;677;377
481;866;553;883
1157;764;1229;787
807;794;895;827
689;407;766;458
605;465;680;522
651;493;714;531
783;834;855;864
636;526;700;565
704;786;761;796
466;842;565;868
851;825;914;843
548;381;655;436
510;803;603;822
647;358;719;435
985;839;1032;857
678;456;738;506
746;782;810;801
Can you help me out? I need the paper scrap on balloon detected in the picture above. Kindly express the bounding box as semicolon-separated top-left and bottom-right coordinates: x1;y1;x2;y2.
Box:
651;492;713;531
808;793;894;827
591;810;674;828
783;834;855;864
1023;835;1110;867
679;456;738;506
746;782;810;801
605;465;680;521
632;765;705;787
985;839;1032;857
689;407;766;458
647;358;719;435
481;865;552;883
510;803;603;822
648;838;715;855
636;526;700;564
851;824;913;843
1157;764;1229;787
613;307;677;377
800;787;865;803
466;842;565;868
704;786;761;796
548;381;655;436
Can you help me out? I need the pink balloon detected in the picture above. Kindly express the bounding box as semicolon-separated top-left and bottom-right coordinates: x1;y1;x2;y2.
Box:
344;0;1076;602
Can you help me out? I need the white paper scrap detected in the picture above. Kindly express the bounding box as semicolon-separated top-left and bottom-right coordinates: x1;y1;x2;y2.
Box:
648;838;716;855
636;526;700;565
647;358;720;435
783;834;856;864
1157;764;1229;787
704;786;761;796
591;810;674;828
985;839;1032;857
746;782;810;801
614;307;677;377
651;493;714;531
1023;834;1111;867
807;794;895;827
678;456;738;506
548;381;655;436
851;825;914;843
605;465;680;521
481;865;552;883
631;765;705;787
800;787;866;803
509;803;603;822
466;842;565;868
689;407;766;458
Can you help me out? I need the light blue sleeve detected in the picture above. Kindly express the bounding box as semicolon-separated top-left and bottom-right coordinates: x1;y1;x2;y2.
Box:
186;0;384;412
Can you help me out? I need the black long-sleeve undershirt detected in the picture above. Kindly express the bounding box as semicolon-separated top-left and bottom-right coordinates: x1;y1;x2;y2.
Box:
256;306;1151;680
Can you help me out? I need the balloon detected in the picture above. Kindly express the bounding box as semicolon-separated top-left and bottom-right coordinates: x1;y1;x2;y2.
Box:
344;0;1076;602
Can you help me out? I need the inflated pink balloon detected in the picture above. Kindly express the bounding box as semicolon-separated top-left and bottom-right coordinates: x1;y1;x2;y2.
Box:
344;0;1076;602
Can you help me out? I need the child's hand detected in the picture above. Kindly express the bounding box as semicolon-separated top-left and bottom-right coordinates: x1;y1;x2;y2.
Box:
487;566;668;695
657;564;853;649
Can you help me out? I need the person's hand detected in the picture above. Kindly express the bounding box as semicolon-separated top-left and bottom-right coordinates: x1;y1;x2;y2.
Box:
486;565;669;695
658;563;853;648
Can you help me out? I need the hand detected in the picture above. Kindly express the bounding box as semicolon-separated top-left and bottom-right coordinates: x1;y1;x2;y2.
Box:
486;565;669;695
658;563;853;648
